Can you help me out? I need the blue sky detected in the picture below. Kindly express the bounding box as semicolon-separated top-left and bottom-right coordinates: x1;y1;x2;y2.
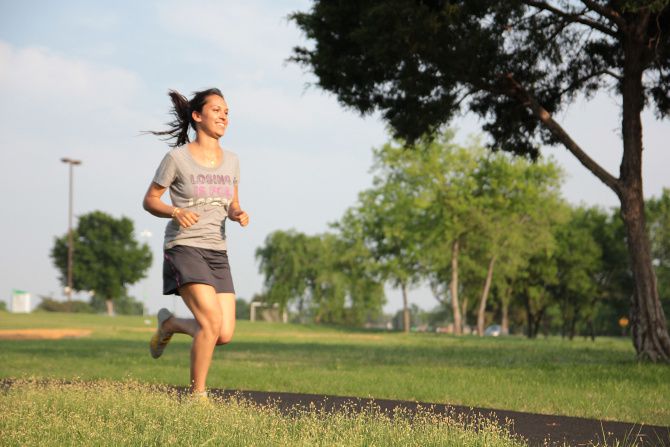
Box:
1;0;668;317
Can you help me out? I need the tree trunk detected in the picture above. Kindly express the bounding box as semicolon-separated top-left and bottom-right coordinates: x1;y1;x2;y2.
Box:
401;282;410;333
477;255;496;336
588;319;596;342
620;190;670;360
525;295;533;338
461;297;468;331
501;302;509;335
532;307;545;339
501;284;511;335
568;313;577;341
617;25;670;361
525;291;545;339
105;299;114;316
450;239;462;335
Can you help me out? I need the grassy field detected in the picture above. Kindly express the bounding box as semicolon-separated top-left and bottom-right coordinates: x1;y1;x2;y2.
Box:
1;311;669;427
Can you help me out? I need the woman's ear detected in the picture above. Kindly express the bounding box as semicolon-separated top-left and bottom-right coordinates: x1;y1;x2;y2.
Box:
192;109;202;123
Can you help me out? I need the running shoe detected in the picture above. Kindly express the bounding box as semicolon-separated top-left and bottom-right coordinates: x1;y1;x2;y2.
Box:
149;308;173;359
188;391;209;405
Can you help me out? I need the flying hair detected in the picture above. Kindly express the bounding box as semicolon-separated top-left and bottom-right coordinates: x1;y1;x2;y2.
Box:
147;88;224;148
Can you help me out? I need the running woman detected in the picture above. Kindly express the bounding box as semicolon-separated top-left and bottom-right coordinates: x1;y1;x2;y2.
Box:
143;88;249;400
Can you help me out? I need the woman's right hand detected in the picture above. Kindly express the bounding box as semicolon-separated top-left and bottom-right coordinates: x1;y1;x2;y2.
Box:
143;182;199;227
172;208;200;228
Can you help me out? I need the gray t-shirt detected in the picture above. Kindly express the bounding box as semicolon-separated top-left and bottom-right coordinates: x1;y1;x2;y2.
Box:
152;145;240;251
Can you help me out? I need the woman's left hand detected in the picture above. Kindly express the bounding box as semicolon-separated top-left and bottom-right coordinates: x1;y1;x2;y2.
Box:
229;209;249;227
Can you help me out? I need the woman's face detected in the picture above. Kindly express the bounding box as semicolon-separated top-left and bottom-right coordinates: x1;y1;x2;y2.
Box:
193;95;229;139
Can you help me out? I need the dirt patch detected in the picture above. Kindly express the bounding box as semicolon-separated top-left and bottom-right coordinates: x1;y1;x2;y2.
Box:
125;327;157;333
0;329;93;340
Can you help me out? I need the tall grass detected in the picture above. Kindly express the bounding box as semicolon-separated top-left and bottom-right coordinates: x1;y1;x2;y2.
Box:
0;380;526;447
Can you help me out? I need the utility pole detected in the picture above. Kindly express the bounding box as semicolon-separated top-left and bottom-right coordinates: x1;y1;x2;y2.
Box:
61;157;82;308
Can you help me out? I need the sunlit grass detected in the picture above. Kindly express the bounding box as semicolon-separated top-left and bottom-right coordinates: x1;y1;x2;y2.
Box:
1;312;668;426
0;380;526;447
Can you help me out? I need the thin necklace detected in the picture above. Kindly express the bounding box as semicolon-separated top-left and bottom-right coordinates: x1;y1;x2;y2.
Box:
205;150;219;166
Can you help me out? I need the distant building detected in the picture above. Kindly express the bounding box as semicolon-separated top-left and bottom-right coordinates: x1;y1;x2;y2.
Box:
249;302;288;323
11;289;31;313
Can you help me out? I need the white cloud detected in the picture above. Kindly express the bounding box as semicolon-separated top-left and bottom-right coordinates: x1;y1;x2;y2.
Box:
0;40;143;133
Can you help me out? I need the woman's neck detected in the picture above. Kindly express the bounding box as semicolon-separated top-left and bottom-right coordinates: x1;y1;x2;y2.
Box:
192;134;221;152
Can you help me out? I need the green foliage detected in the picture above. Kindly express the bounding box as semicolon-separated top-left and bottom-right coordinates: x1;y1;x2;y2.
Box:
0;301;6;312
51;211;152;305
588;208;634;334
255;230;384;325
291;1;670;151
552;208;605;339
235;298;250;320
90;292;143;315
647;188;670;315
515;248;560;338
35;298;94;314
253;129;666;338
342;131;566;335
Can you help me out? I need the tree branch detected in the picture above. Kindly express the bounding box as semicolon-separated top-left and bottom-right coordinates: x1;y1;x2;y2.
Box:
522;0;617;37
454;88;474;108
556;69;611;97
580;0;627;30
429;280;446;306
502;73;622;194
605;69;624;81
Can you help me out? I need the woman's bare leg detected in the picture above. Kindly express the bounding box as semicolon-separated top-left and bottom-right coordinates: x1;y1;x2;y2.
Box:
162;315;199;337
215;293;236;345
175;283;222;393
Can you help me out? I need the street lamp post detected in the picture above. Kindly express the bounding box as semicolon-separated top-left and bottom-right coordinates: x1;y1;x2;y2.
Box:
61;157;82;308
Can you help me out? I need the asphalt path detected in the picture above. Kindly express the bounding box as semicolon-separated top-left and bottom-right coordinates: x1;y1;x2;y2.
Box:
197;387;669;447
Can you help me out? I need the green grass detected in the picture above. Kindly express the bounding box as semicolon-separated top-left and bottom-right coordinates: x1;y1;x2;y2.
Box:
1;312;669;426
0;380;525;447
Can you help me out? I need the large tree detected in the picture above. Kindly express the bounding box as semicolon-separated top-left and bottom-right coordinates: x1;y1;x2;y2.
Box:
471;150;564;336
292;1;670;360
255;230;314;314
51;211;152;315
377;134;485;334
337;142;429;332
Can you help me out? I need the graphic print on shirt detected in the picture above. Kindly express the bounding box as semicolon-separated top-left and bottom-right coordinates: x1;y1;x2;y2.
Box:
186;173;236;208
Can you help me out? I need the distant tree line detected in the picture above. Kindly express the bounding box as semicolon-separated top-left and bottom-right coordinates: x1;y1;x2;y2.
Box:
256;133;670;338
35;293;145;315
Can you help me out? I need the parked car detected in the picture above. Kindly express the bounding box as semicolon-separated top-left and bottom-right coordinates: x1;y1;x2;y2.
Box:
484;324;502;337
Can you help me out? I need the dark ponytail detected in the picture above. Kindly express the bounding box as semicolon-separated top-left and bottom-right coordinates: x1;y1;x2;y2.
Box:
148;88;224;148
